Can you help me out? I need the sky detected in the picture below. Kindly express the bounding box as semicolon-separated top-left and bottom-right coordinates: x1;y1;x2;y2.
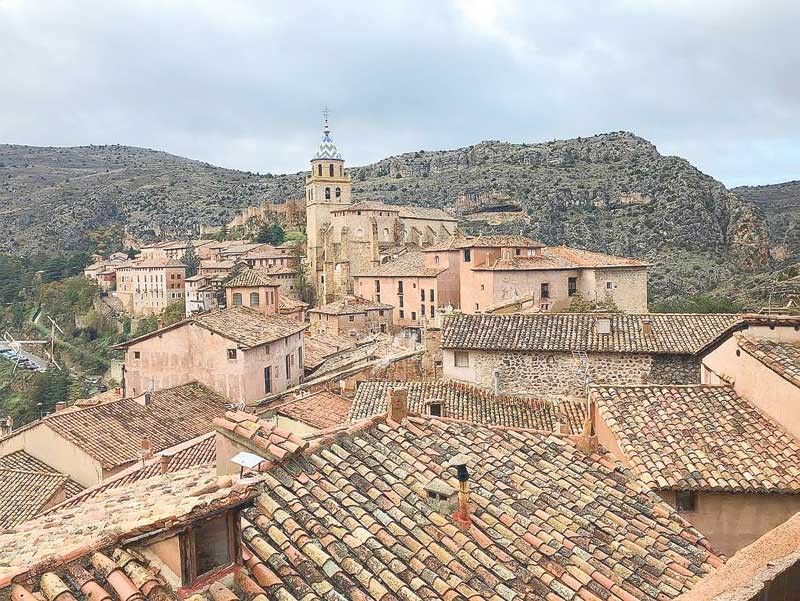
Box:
0;0;798;187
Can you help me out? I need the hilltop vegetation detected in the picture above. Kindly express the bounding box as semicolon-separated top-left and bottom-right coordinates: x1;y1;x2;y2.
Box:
0;133;780;304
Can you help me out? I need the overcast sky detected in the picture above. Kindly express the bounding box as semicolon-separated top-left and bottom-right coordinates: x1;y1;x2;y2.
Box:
0;0;798;187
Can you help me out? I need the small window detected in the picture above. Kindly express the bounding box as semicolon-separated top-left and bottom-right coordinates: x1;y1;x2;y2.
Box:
421;304;426;316
474;303;479;312
188;514;235;582
379;310;384;316
429;289;434;302
429;402;442;417
399;310;405;319
335;187;341;198
325;187;331;200
454;351;469;367
398;281;404;294
329;164;334;177
606;281;614;290
133;351;141;359
250;292;260;306
227;349;237;360
568;277;577;296
434;255;440;265
515;248;521;256
411;311;417;320
375;280;381;293
463;249;471;262
232;293;242;306
317;164;322;176
348;315;355;322
380;324;387;333
430;306;435;318
676;491;697;512
285;354;291;378
541;283;550;299
421;290;425;302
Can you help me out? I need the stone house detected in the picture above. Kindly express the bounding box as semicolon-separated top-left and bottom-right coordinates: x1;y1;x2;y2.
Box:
591;383;800;556
83;260;121;292
239;245;299;270
114;258;186;317
308;295;394;337
115;306;307;403
139;240;215;260
183;273;219;315
441;312;740;398
223;268;282;317
700;315;800;437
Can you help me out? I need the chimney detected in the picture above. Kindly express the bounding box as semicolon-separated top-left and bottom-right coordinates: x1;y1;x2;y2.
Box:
641;318;653;337
386;386;408;422
141;437;153;462
1;415;13;437
576;400;598;455
114;387;122;396
55;401;66;412
596;317;611;335
446;453;471;528
159;454;171;474
143;391;151;406
492;369;501;397
557;412;570;435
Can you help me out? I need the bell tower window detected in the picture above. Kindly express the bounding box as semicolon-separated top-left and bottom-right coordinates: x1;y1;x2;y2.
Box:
317;164;322;176
329;164;334;177
335;187;341;198
325;187;331;200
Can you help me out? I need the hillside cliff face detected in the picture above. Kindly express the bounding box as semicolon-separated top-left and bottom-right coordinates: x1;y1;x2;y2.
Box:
0;133;770;302
733;180;800;264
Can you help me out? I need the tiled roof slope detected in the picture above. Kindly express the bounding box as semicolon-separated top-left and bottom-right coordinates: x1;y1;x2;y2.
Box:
309;295;393;315
0;451;84;528
442;312;740;354
193;306;306;348
273;390;352;430
349;380;587;433
213;411;308;463
454;234;544;248
544;245;651;268
397;204;457;221
303;329;355;371
224;268;280;288
0;465;257;584
352;250;446;278
53;433;217;509
42;382;229;469
241;416;721;600
737;335;800;388
593;384;800;493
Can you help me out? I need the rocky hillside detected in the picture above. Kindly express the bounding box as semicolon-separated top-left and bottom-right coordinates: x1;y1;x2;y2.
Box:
733;180;800;264
0;133;771;303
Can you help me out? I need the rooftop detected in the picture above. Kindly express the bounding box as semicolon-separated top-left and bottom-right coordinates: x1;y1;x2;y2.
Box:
0;451;83;528
454;234;545;248
442;312;741;354
271;390;352;430
308;294;393;315
736;335;800;388
352;249;447;278
349;380;587;433
278;295;308;313
223;267;280;288
117;257;185;269
303;328;357;371
592;384;800;493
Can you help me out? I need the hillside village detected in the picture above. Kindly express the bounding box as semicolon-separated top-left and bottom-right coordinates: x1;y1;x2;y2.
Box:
1;119;800;600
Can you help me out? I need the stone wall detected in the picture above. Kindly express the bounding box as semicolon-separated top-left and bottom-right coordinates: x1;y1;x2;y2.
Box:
447;349;700;398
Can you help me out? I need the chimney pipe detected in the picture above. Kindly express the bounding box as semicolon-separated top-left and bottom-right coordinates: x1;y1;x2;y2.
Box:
641;318;653;337
446;453;471;528
159;454;171;474
386;386;408;422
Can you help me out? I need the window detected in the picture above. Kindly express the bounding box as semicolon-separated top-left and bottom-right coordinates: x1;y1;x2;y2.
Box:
380;324;387;333
335;187;341;198
379;310;384;316
375;280;381;293
232;293;242;306
434;255;440;265
475;303;479;312
399;295;404;307
297;348;303;371
329;164;334;177
397;281;404;294
182;514;237;585
317;164;322;176
264;366;272;393
430;306;435;318
606;281;614;290
227;349;237;360
383;227;390;239
421;304;426;316
540;283;550;299
463;249;471;262
454;351;469;367
325;187;331;200
411;311;417;320
421;290;425;302
399;310;405;319
515;248;521;256
348;315;355;322
676;491;697;512
133;351;141;359
568;277;577;296
429;289;434;302
285;354;291;379
339;165;343;176
250;292;260;306
428;402;442;417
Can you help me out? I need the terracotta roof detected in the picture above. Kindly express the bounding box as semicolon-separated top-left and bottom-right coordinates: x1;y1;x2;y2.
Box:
223;267;280;288
308;295;393;315
454;234;544;248
272;390;352;430
544;246;651;268
193;306;306;348
398;204;457;221
117;258;185;269
213;411;308;462
339;200;400;213
0;451;84;528
593;384;800;493
736;335;800;388
241;415;721;599
278;295;308;313
303;329;356;370
352;250;447;278
349;380;587;432
73;388;123;408
53;433;217;509
241;245;291;259
33;382;229;470
442;312;741;354
0;465;257;585
199;259;236;269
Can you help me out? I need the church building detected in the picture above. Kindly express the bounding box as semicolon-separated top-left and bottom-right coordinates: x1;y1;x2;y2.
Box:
305;115;456;303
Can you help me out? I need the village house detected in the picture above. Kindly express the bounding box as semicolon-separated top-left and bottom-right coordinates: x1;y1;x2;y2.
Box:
114;257;186;317
223;267;281;317
353;249;458;337
441;312;740;398
304;117;457;303
115;306;307;403
278;295;308;322
197;258;236;277
0;402;725;601
308;295;394;337
591;383;800;555
183;273;220;315
239;244;299;269
699;315;800;437
139;239;215;260
0;382;228;493
83;259;123;292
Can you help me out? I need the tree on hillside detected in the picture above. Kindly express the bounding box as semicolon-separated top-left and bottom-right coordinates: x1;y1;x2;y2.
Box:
254;223;285;246
180;244;200;277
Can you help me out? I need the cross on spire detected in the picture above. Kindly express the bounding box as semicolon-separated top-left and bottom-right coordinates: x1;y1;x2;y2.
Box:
323;106;330;134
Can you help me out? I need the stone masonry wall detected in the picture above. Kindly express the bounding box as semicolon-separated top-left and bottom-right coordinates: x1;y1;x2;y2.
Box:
465;350;699;398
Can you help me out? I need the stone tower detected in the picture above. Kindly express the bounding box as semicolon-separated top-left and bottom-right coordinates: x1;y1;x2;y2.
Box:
305;110;352;300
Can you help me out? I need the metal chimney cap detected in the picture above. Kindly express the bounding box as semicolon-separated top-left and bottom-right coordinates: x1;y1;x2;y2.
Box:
445;453;471;468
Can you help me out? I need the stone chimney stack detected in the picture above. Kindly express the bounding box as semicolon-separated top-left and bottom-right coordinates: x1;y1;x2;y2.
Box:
54;402;66;412
386;386;408;422
576;400;598;455
159;454;171;474
141;437;153;462
641;318;653;337
446;453;471;528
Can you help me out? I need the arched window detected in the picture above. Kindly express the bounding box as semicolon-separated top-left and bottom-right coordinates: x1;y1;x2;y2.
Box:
317;164;322;176
249;292;260;306
356;228;364;240
329;164;334;177
325;187;331;200
339;165;343;176
335;187;341;198
434;255;440;265
232;293;242;306
383;227;390;240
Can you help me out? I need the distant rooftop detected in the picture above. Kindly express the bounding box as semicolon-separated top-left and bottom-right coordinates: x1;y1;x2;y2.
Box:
308;295;393;315
352;250;447;278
